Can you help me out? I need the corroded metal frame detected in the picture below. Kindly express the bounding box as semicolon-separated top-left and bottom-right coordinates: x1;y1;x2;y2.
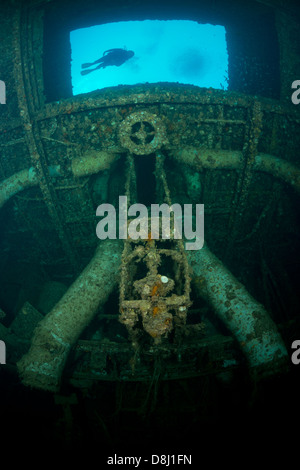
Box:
11;7;80;270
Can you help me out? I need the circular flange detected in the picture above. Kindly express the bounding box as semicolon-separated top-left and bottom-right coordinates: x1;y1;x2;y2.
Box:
118;111;168;155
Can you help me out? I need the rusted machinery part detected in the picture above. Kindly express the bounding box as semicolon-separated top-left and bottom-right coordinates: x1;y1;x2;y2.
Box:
0;150;119;209
118;111;168;155
187;243;289;377
17;239;123;392
173;148;300;193
119;153;192;345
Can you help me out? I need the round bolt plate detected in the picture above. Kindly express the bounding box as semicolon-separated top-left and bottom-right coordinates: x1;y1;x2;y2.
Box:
118;111;168;155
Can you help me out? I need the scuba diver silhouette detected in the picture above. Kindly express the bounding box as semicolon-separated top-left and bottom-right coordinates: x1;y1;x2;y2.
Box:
81;48;135;75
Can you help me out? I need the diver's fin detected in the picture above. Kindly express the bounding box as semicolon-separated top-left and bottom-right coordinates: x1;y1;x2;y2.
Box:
80;69;94;75
81;62;93;69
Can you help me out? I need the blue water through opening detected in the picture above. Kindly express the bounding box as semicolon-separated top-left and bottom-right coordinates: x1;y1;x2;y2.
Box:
70;20;228;95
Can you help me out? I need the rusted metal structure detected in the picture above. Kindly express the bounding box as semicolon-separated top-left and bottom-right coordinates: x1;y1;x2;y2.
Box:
0;0;300;396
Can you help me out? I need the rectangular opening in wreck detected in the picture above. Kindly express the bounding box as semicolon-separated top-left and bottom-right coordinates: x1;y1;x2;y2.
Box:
43;0;280;102
70;20;229;95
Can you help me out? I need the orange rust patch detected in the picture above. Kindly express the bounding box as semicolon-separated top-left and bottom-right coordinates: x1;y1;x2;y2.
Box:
151;284;159;297
152;306;159;317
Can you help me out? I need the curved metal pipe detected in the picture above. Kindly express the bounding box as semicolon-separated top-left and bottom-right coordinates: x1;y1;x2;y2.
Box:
1;149;299;210
187;243;288;377
0;151;119;209
0;167;38;208
71;150;118;177
173;148;300;193
17;239;123;392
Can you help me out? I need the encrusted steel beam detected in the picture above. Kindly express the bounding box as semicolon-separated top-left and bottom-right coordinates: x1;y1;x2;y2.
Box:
225;101;263;259
12;9;79;271
33;86;298;123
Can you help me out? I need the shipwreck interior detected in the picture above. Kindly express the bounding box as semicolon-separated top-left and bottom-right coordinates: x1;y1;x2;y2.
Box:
0;0;300;458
